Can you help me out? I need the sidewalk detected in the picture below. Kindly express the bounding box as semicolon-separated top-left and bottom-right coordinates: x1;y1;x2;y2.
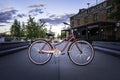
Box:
92;41;120;56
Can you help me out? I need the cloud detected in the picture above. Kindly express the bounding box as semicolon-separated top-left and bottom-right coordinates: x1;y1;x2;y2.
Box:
4;6;14;10
0;24;6;26
0;9;18;23
17;13;26;18
41;13;75;25
29;8;44;14
49;14;56;18
0;6;14;11
28;3;44;8
28;3;45;16
29;8;44;16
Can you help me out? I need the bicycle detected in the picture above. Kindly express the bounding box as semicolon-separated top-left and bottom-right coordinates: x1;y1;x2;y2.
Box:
28;29;95;66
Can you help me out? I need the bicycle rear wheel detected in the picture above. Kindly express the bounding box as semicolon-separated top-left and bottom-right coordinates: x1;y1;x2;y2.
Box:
28;39;53;64
68;40;95;66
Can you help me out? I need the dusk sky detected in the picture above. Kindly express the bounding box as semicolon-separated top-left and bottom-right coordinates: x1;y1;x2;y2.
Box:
0;0;105;35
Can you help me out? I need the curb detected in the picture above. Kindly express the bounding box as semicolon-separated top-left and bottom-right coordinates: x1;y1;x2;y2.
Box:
0;45;29;56
93;46;120;57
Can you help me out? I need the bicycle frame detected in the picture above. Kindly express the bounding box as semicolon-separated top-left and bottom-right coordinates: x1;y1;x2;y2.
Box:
40;30;82;54
53;34;76;52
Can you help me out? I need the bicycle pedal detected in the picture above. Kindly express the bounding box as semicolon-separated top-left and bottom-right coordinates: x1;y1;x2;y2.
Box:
61;53;65;55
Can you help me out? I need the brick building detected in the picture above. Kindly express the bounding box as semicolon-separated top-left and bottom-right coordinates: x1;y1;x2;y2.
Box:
68;0;120;41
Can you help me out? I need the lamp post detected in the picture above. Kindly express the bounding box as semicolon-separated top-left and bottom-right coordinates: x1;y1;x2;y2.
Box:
63;22;71;38
96;0;98;5
87;3;90;8
63;22;70;26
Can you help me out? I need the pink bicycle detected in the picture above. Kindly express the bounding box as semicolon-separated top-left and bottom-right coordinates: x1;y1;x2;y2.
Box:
28;30;95;66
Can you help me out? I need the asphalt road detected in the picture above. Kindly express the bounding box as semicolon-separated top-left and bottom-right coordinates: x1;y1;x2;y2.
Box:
0;47;120;80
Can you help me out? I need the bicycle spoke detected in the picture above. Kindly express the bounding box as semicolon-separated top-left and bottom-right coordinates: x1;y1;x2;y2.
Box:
33;46;39;52
28;39;53;64
68;40;95;66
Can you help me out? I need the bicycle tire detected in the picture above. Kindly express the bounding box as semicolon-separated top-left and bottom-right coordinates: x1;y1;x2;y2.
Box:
68;40;95;66
28;39;53;65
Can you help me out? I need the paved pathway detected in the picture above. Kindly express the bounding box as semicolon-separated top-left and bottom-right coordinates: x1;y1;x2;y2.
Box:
0;47;120;80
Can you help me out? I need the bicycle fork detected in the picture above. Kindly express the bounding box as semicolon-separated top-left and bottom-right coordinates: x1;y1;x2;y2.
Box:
75;41;83;54
68;41;83;54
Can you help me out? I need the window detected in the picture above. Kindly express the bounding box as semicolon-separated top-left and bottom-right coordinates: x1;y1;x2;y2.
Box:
77;19;80;25
71;21;74;27
107;8;112;17
93;13;98;21
84;16;88;24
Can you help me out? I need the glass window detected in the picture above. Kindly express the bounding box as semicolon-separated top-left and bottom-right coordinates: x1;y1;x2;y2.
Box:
93;13;98;21
77;19;80;25
84;16;88;24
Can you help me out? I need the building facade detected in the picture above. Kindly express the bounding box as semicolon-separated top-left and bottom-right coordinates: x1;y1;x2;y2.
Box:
69;0;120;41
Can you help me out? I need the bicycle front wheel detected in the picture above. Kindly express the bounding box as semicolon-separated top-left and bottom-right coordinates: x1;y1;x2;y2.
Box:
28;39;53;65
68;40;95;66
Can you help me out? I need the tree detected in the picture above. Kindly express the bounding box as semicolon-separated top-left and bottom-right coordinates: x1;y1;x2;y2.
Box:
21;22;26;38
57;34;61;39
26;16;37;40
61;31;66;39
108;0;120;21
38;19;47;38
25;16;47;40
10;19;21;38
10;16;47;40
10;19;26;40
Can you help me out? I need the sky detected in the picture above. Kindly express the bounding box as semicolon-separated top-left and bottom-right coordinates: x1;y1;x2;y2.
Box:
0;0;105;36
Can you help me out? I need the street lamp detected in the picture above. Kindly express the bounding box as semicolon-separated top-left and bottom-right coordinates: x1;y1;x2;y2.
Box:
87;3;90;8
63;22;71;38
63;22;70;26
63;22;71;30
96;0;98;5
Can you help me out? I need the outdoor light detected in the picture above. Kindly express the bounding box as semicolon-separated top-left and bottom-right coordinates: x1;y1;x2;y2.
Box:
114;28;117;32
114;21;120;31
87;3;90;8
101;29;103;32
63;22;70;26
74;29;77;31
96;31;99;33
116;22;120;27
